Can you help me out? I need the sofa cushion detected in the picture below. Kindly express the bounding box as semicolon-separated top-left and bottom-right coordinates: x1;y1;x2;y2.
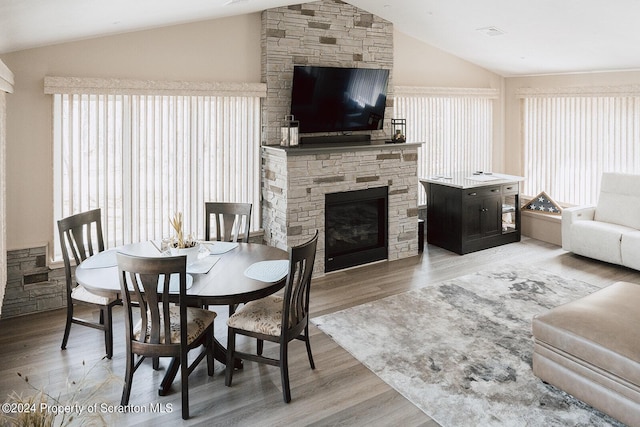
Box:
621;231;640;270
569;220;630;264
595;173;640;229
532;281;640;387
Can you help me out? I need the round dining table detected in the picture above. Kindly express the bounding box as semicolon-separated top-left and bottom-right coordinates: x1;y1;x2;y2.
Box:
76;240;289;308
75;240;289;376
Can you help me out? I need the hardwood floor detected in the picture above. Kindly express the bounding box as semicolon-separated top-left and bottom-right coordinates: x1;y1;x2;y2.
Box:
2;237;639;426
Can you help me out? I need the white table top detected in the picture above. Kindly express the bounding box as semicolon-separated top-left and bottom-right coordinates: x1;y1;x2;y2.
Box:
420;172;524;189
75;241;289;306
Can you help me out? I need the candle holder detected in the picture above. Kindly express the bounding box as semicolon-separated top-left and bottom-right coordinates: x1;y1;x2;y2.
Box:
391;118;406;143
280;115;299;147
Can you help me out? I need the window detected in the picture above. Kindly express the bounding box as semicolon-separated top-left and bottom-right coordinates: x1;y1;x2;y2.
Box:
395;87;498;205
47;77;266;258
519;86;640;206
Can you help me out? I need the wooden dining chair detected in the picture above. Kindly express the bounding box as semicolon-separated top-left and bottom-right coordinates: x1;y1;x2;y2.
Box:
116;253;216;420
58;208;120;359
225;231;318;403
204;202;253;315
204;202;252;243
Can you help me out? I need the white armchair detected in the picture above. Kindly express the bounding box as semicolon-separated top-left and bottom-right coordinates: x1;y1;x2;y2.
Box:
561;205;595;252
562;172;640;270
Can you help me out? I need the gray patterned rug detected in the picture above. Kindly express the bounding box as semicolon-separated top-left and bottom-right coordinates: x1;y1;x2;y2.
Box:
312;265;624;427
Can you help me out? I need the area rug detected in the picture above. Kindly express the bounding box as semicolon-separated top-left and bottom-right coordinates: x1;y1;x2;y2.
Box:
312;265;624;427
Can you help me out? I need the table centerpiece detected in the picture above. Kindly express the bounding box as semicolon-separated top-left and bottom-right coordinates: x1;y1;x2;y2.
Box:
168;212;200;264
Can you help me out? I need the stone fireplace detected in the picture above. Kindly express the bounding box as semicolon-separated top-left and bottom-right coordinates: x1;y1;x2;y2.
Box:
259;0;419;276
262;143;420;276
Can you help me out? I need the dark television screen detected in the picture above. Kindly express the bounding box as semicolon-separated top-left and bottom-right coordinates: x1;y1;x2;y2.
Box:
290;65;389;134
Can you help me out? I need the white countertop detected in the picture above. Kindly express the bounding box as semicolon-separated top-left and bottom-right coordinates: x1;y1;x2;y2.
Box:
420;172;524;189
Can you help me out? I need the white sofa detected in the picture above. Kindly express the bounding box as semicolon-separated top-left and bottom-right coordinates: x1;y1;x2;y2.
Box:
562;172;640;270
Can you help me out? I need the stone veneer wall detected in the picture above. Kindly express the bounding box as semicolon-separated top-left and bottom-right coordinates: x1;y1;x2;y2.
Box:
3;247;66;318
262;146;420;276
261;0;394;145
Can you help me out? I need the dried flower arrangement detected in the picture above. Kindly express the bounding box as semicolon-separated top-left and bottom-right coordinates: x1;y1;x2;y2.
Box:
168;212;197;249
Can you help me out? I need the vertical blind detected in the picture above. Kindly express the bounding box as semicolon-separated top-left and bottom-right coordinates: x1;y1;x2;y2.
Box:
52;91;262;256
395;88;497;206
520;90;640;206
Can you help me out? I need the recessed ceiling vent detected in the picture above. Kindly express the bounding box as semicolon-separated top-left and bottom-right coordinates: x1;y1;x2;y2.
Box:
476;26;506;37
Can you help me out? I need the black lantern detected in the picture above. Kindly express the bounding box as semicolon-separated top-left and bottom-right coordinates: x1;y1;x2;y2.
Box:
391;119;406;143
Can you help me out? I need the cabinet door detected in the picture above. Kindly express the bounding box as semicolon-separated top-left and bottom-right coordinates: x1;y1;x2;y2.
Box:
482;196;502;237
463;192;502;240
463;191;484;241
427;183;462;245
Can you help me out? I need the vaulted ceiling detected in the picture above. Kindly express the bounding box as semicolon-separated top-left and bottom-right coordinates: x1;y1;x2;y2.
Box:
2;0;639;76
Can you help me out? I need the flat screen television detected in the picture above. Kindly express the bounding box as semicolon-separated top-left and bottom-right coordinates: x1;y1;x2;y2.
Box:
290;65;390;134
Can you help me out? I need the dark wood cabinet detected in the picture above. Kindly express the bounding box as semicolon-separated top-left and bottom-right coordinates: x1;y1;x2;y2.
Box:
463;187;502;241
421;176;521;255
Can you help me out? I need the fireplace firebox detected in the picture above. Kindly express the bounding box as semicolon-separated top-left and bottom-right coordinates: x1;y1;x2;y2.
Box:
325;186;388;272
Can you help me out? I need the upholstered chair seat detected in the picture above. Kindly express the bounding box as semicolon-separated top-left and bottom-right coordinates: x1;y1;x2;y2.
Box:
227;295;285;337
71;284;118;306
133;306;216;344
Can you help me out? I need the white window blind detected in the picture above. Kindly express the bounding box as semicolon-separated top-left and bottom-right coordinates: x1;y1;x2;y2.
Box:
48;77;265;258
395;87;497;205
519;86;640;206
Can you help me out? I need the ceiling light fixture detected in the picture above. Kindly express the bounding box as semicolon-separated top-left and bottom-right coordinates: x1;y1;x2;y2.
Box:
476;26;505;37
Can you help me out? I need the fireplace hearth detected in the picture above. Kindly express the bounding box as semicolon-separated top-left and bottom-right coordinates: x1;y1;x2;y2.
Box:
325;186;388;272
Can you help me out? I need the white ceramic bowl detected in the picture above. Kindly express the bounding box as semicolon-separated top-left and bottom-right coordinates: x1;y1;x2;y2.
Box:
169;244;201;265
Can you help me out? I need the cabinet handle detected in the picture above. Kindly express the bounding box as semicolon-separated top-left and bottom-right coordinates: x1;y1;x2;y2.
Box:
506;186;513;190
491;189;499;192
468;192;477;196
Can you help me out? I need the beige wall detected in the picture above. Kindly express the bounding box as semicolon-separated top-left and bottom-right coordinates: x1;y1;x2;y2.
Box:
504;70;640;177
1;14;262;252
394;30;506;170
394;31;502;88
0;13;503;253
